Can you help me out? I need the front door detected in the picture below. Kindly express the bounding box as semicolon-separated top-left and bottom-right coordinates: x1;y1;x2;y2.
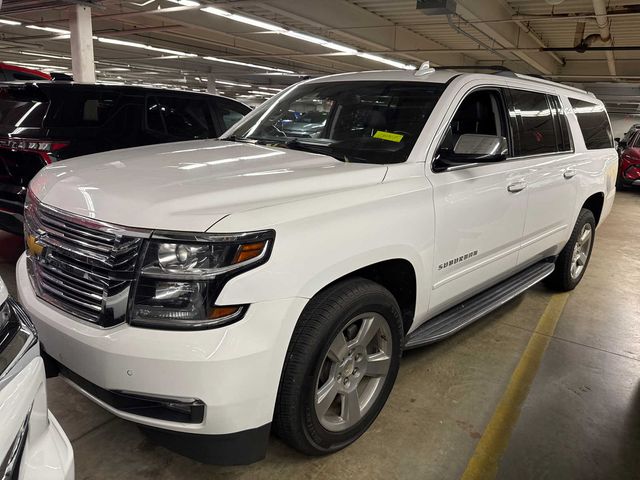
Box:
427;83;529;314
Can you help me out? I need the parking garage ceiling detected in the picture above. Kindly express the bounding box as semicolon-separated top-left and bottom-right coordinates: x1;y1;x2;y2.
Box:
1;0;640;112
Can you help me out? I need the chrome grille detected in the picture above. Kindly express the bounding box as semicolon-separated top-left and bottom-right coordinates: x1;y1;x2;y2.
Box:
24;194;150;327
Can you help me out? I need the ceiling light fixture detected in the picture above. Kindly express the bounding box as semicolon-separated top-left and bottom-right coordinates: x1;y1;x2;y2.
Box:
202;7;285;32
97;36;197;57
200;6;414;69
20;51;71;60
166;0;200;6
258;86;282;92
204;56;293;74
248;90;276;96
215;80;252;87
357;52;416;70
5;61;67;70
0;19;21;26
26;25;70;35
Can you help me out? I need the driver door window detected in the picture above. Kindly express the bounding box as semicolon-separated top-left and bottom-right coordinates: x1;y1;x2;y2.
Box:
438;89;511;157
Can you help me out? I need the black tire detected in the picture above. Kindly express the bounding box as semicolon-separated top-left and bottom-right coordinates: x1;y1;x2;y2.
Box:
273;277;403;456
546;208;596;291
616;171;627;191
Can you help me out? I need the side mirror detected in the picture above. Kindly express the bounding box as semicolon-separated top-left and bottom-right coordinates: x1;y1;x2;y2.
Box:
434;134;508;172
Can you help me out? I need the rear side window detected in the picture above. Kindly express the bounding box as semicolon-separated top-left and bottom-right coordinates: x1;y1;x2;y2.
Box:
509;89;557;156
569;99;613;149
47;91;119;127
214;98;250;131
146;95;213;138
0;86;48;128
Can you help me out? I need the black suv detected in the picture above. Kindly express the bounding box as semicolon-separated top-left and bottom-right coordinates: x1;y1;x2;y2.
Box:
0;82;250;234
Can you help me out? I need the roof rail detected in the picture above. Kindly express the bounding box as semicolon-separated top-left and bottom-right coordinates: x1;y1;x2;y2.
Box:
497;72;590;96
438;65;513;73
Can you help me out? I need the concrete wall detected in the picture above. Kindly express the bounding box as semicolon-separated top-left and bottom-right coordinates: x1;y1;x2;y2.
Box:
609;113;640;140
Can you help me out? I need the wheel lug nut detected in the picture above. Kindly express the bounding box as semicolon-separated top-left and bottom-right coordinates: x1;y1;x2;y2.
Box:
343;378;350;387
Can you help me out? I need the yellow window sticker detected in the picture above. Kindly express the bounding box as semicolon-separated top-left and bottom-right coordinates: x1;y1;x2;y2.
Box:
373;131;404;143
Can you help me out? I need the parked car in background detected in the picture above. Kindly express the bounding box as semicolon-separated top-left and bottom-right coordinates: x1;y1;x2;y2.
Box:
0;82;250;234
0;275;74;479
617;130;640;189
17;70;615;465
0;63;52;82
616;123;640;154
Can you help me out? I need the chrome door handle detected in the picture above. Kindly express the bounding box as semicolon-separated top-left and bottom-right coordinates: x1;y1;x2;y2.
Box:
563;168;577;179
507;181;527;193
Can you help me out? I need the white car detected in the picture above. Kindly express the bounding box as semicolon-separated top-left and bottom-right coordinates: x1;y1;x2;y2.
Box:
0;276;74;479
17;68;616;464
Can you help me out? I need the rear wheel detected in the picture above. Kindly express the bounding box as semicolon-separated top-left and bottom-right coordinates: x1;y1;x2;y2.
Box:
274;278;403;455
546;208;596;291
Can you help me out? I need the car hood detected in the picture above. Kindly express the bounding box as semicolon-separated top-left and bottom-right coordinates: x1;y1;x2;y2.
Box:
30;139;388;232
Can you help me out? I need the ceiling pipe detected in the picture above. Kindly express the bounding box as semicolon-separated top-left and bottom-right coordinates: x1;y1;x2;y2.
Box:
592;0;617;76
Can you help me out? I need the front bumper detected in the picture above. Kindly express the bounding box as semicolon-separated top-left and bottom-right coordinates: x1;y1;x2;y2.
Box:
17;253;307;463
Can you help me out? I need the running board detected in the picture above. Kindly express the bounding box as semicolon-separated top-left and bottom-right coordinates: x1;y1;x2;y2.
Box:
404;260;555;349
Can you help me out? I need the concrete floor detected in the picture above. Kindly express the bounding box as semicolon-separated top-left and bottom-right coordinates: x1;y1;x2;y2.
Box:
1;191;639;480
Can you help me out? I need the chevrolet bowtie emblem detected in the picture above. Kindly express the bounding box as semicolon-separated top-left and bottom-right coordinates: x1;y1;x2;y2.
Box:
26;234;44;257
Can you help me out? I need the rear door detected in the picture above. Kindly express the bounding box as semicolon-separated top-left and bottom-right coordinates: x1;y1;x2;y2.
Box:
506;87;578;266
427;81;529;313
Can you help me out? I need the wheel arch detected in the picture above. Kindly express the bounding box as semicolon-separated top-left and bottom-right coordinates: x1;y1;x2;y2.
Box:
581;192;605;225
307;258;418;336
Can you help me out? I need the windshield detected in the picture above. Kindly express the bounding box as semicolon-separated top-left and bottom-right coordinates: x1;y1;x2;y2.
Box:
224;81;445;164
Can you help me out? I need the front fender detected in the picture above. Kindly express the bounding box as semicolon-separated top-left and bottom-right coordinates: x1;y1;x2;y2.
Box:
214;175;434;321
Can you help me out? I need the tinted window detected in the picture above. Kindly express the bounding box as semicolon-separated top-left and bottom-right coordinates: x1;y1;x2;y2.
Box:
0;86;48;127
47;91;119;127
569;98;613;149
228;81;445;164
510;89;557;156
215;99;250;131
146;95;212;138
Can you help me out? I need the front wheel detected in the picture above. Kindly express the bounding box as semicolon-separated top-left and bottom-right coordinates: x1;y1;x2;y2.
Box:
546;208;596;291
274;278;403;455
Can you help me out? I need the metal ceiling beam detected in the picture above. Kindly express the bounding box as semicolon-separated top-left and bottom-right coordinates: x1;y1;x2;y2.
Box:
454;0;559;75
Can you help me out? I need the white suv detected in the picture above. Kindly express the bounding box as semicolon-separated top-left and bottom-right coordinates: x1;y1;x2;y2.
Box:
17;69;616;464
0;276;74;479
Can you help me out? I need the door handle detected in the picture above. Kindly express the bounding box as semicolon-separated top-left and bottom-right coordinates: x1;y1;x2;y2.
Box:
563;168;577;179
507;181;527;193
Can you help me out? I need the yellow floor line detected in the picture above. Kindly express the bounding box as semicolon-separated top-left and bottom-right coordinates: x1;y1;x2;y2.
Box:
460;292;570;480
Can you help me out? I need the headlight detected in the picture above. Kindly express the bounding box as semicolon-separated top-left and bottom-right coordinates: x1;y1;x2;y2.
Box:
130;230;274;330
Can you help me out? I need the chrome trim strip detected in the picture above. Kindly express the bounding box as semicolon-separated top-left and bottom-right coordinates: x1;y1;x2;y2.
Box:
0;408;30;480
0;298;38;384
29;190;152;239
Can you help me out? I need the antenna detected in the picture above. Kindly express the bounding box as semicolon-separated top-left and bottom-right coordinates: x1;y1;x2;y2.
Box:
414;61;436;76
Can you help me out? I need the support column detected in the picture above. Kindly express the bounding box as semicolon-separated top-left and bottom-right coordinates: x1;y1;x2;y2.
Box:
207;73;218;94
69;5;96;83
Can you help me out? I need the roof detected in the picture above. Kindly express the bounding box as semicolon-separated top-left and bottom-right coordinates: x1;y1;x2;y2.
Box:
0;81;245;104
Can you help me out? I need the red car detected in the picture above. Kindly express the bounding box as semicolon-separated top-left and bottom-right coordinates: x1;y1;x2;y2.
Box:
618;130;640;189
0;63;52;81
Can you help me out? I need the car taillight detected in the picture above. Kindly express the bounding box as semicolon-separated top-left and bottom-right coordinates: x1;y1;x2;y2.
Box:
0;138;69;163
